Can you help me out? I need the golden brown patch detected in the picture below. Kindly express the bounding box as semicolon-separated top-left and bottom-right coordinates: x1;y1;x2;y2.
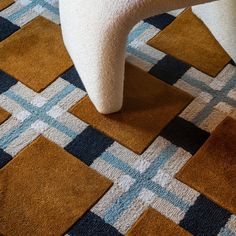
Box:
126;208;192;236
0;16;73;92
176;117;236;215
0;136;112;236
0;0;14;11
0;107;10;124
148;8;231;77
70;62;193;154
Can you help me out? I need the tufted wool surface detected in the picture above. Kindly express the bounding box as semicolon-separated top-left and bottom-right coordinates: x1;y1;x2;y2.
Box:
0;107;10;124
0;136;112;236
70;62;193;154
193;0;236;63
126;208;192;236
0;16;73;92
176;117;236;215
148;8;231;77
0;1;236;235
0;0;13;11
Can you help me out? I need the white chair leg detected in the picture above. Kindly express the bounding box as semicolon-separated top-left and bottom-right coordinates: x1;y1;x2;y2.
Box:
193;0;236;63
59;0;215;114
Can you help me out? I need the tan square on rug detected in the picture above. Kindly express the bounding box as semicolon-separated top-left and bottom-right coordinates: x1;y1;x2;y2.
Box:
126;208;192;236
0;107;10;124
70;62;193;154
0;0;14;11
0;136;112;236
148;9;231;77
176;117;236;215
0;16;73;92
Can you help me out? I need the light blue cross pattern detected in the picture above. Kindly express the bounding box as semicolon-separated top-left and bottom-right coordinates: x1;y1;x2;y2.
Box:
127;21;161;65
181;69;236;125
0;83;78;150
101;144;191;225
6;0;59;22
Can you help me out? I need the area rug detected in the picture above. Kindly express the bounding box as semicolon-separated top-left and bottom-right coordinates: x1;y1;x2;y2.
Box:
0;1;236;235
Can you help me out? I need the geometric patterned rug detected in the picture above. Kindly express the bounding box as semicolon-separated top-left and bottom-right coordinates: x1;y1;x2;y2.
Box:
0;1;236;235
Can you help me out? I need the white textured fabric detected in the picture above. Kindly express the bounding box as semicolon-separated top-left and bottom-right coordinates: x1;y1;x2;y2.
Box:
193;0;236;64
59;0;215;114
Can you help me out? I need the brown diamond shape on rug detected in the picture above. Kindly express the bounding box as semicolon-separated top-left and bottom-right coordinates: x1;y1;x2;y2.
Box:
0;136;112;236
0;0;14;11
126;208;192;236
0;107;10;124
70;62;193;154
0;16;73;92
148;8;231;77
176;116;236;215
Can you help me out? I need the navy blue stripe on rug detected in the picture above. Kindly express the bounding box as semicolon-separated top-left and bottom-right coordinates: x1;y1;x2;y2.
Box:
0;17;20;41
149;55;191;85
0;149;12;169
65;126;114;166
144;13;175;30
160;117;210;155
0;71;18;94
229;59;236;66
180;195;231;236
60;66;86;91
67;211;123;236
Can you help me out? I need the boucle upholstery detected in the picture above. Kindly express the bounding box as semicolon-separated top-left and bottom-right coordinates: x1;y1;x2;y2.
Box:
59;0;215;114
193;0;236;63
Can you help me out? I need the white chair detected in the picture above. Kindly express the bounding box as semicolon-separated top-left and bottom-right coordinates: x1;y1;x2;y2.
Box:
193;0;236;63
59;0;215;114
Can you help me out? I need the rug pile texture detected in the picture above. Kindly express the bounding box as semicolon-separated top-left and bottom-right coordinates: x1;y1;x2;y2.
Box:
0;1;236;235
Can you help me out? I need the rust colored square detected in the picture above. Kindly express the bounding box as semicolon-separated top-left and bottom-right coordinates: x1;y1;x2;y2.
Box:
0;16;73;92
70;63;193;154
0;107;10;124
176;117;236;215
0;136;112;236
148;9;231;77
126;208;192;236
0;0;14;11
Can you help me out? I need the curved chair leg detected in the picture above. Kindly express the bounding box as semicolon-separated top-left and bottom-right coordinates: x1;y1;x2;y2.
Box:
193;0;236;63
59;0;215;114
